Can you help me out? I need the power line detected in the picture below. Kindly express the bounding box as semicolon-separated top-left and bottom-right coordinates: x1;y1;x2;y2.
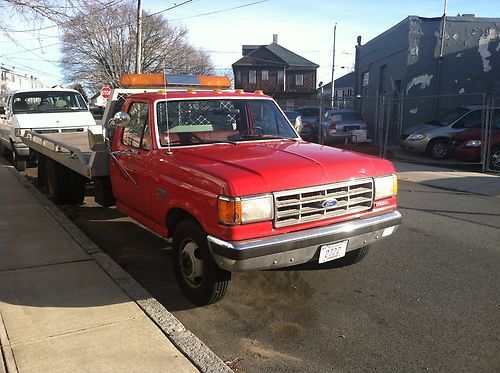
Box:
167;0;270;21
2;0;126;33
146;0;194;18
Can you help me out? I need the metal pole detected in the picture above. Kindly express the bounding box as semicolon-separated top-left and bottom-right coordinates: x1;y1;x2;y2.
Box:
439;0;448;58
135;0;143;74
331;23;337;108
283;66;286;92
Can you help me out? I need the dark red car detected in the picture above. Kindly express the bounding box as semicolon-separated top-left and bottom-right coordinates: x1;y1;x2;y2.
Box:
450;120;500;170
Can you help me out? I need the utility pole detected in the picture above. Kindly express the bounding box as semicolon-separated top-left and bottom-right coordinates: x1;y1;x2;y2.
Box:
135;0;143;74
330;23;337;108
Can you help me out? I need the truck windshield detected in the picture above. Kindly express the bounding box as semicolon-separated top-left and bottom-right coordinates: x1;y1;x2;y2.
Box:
12;91;88;114
156;99;297;146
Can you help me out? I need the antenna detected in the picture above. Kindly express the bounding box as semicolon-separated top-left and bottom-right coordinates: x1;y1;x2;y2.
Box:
163;67;172;155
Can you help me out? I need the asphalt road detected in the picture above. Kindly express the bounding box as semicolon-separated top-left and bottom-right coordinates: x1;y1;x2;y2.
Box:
20;167;500;372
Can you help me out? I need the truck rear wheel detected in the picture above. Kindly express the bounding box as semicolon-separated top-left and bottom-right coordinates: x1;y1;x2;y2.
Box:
45;159;71;204
69;171;87;205
334;245;370;266
172;219;231;306
11;146;27;171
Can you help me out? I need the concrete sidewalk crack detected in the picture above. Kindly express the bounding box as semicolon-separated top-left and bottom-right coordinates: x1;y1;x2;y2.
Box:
0;312;19;373
5;316;141;348
0;258;93;274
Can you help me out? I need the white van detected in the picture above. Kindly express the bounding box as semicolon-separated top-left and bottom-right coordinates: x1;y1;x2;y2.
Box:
0;88;95;170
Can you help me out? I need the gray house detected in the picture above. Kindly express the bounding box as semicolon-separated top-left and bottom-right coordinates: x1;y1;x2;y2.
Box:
354;15;500;143
319;72;355;108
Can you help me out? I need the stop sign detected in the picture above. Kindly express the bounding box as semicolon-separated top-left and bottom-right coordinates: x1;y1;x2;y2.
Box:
100;86;111;99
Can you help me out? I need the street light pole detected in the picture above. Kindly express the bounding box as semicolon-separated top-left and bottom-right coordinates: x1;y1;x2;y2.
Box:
330;23;337;108
135;0;143;74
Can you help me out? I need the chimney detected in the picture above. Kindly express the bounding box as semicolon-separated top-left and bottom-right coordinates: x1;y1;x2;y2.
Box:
273;34;278;44
357;36;362;46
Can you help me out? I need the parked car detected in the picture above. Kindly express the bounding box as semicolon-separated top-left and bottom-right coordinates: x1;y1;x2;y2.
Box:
295;106;320;141
450;108;500;169
0;88;95;171
320;109;369;144
400;106;486;159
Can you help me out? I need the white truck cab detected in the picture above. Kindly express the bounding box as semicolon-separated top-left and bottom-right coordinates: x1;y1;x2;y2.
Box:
0;88;95;170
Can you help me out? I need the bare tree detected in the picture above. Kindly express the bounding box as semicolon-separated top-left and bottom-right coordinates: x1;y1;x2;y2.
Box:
59;0;214;90
1;0;117;28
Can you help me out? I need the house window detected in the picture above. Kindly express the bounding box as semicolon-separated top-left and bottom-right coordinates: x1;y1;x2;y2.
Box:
236;70;241;84
249;70;256;84
278;70;284;85
295;74;303;86
261;70;269;81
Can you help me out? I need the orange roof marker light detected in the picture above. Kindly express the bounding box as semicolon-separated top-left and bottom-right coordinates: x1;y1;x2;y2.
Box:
120;74;231;89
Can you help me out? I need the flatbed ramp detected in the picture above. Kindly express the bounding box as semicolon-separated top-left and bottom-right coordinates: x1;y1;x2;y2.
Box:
22;130;109;178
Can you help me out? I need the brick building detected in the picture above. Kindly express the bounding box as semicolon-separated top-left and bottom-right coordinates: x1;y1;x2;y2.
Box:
232;35;319;108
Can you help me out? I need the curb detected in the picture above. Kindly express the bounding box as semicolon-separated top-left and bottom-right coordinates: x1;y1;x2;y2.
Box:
4;164;232;373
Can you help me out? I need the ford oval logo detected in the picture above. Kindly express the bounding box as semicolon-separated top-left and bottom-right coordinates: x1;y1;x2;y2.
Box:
321;198;338;209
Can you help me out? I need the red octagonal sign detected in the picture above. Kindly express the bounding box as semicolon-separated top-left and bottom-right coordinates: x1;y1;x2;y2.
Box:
100;86;111;99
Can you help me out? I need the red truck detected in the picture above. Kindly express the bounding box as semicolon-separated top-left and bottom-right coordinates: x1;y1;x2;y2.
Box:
22;74;401;306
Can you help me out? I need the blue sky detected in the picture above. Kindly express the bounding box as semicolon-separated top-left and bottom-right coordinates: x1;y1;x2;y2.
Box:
1;0;498;89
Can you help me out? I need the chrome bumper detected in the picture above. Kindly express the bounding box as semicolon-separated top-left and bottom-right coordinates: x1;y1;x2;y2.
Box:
207;210;402;272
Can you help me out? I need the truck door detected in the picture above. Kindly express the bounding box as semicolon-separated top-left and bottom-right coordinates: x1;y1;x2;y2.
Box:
110;101;153;219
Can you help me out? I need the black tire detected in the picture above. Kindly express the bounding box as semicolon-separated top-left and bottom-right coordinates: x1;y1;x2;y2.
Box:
427;139;449;160
172;219;231;306
0;141;9;157
11;146;27;171
36;153;46;187
333;245;370;267
69;171;87;204
45;159;71;204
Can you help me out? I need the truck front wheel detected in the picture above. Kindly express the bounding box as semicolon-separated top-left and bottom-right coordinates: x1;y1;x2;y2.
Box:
334;245;370;266
172;219;231;306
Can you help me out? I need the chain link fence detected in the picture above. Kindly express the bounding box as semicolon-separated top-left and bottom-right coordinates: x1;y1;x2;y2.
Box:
276;92;499;173
484;96;500;172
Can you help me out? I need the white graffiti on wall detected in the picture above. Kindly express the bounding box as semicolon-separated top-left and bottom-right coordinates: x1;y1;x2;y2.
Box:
478;27;500;72
406;74;433;94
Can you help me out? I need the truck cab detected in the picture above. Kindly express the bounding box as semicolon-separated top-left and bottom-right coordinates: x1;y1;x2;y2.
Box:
101;74;401;305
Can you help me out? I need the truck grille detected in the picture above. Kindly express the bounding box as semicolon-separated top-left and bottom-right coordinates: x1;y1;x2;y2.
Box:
273;178;374;228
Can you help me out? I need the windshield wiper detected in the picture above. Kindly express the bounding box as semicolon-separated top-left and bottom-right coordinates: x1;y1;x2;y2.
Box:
239;134;286;140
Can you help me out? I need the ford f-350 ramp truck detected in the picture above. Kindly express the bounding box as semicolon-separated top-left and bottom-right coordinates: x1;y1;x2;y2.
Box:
22;74;401;306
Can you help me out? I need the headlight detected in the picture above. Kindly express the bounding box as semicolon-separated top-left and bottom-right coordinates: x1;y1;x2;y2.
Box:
465;140;481;147
408;133;426;140
374;174;398;200
218;194;273;225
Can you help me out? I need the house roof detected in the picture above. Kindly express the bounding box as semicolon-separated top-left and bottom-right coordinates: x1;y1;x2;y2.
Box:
233;42;319;70
321;72;355;90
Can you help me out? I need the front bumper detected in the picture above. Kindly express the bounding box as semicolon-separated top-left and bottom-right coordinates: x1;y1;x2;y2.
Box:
207;210;402;271
400;139;428;153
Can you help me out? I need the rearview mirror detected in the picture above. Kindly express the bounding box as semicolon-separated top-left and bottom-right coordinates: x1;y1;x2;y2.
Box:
109;111;131;128
88;125;109;152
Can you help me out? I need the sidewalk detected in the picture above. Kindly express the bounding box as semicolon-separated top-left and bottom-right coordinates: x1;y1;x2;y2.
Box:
0;162;230;373
394;161;500;197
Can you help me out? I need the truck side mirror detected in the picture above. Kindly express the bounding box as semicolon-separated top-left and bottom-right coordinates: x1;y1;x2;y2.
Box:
88;125;109;152
0;107;5;115
109;111;131;128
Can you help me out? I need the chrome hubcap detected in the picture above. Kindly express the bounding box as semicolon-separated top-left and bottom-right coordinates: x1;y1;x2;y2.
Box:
180;241;203;287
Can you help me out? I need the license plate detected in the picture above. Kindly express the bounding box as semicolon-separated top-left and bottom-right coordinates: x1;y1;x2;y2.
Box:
318;240;348;264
